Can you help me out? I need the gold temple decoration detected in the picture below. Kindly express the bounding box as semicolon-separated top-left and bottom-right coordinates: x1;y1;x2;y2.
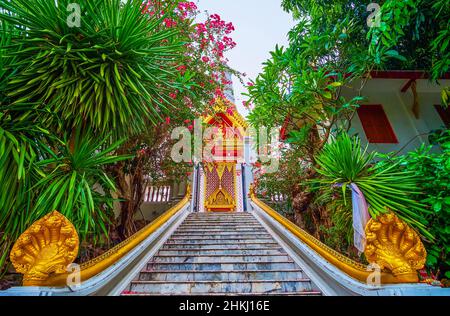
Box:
10;211;79;286
204;162;236;212
203;98;248;130
202;97;245;213
365;212;426;282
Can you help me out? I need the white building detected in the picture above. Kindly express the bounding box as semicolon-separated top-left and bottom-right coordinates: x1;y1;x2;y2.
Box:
342;71;450;154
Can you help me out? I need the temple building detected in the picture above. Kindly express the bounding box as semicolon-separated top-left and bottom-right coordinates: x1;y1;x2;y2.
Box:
191;99;253;213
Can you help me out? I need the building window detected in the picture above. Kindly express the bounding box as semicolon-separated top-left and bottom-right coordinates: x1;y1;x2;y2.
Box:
357;104;398;144
434;104;450;128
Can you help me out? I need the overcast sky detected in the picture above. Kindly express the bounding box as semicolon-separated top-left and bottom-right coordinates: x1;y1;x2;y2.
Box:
196;0;296;117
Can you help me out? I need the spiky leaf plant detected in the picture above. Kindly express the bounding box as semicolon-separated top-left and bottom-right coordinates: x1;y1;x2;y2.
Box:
313;132;433;240
31;129;133;239
0;0;187;137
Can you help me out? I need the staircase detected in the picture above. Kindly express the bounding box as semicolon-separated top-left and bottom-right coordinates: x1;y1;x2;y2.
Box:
121;213;321;296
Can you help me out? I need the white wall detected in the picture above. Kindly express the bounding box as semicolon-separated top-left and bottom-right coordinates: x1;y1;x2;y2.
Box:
343;78;449;155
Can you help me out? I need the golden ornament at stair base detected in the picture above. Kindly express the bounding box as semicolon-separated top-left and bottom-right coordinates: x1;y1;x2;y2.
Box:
365;212;426;283
10;211;79;286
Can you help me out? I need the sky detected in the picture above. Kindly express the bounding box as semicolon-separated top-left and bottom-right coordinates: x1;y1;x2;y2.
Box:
196;0;296;117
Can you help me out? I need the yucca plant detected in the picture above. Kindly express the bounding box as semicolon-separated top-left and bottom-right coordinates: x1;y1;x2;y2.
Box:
0;103;59;273
0;0;187;138
312;132;433;240
30;129;133;239
0;0;187;273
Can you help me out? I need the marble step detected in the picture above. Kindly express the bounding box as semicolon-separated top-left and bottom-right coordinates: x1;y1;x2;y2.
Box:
174;229;268;234
167;237;276;243
137;270;304;282
145;261;299;271
148;254;293;263
177;225;266;231
122;291;322;296
183;217;259;221
171;232;272;238
182;220;261;224
157;248;287;256
129;279;313;294
161;243;281;250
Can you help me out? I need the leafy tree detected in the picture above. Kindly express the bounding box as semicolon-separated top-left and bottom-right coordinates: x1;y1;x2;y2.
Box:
247;0;449;259
0;0;205;274
245;0;377;233
397;131;450;279
368;0;450;80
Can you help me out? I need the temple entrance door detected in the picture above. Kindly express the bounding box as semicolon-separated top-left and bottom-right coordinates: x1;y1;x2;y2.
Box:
204;162;236;212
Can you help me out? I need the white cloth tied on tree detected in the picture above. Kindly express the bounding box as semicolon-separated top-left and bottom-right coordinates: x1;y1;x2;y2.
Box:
334;183;371;254
349;183;371;254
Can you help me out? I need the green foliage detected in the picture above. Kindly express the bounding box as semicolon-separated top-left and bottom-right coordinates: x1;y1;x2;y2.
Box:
399;130;450;278
0;122;131;271
32;130;132;239
0;0;187;137
368;0;450;82
0;20;18;102
245;1;377;163
0;113;50;274
0;0;195;274
313;132;432;239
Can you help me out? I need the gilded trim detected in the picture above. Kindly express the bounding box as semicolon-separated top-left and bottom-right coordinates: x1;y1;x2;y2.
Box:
203;98;249;130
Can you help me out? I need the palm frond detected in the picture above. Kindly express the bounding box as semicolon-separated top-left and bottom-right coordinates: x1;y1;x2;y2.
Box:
313;132;432;240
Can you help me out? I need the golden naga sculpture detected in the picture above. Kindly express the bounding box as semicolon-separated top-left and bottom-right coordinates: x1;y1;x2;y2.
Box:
10;211;79;286
365;212;427;283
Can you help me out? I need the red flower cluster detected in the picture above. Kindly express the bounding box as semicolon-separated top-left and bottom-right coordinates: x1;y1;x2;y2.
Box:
142;1;240;117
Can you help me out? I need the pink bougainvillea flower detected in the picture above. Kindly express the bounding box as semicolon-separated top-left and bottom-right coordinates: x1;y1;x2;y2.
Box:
164;18;177;28
177;65;187;74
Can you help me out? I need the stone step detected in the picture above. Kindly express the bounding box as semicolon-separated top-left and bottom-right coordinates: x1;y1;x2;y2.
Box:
171;232;272;238
181;222;261;226
145;261;299;271
122;291;322;296
137;270;304;282
157;248;287;256
167;237;276;243
122;211;321;296
186;217;255;221
148;254;292;263
177;225;266;232
175;229;268;234
182;220;260;224
185;218;256;221
129;279;313;294
187;214;254;217
161;243;281;250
